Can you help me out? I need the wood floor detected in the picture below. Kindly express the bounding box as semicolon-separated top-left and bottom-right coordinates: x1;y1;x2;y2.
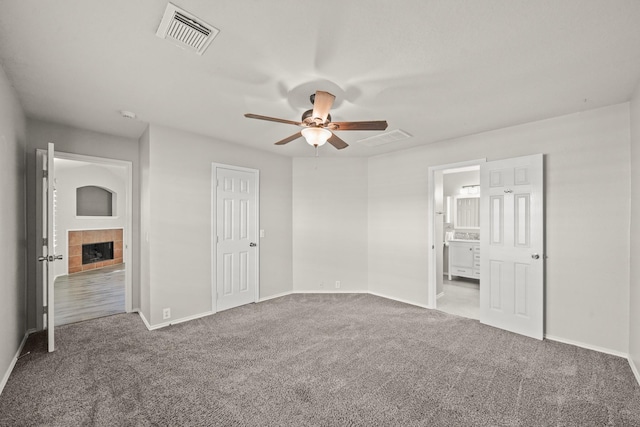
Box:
54;263;125;326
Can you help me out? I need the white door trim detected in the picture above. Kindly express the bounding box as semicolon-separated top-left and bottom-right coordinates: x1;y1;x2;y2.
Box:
35;149;134;314
427;158;486;308
211;163;260;313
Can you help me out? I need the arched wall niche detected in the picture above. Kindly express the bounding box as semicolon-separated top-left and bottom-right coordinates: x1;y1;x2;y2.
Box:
76;185;117;217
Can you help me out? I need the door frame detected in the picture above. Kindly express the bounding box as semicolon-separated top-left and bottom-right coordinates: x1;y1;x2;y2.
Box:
35;149;134;322
211;162;260;313
427;158;486;309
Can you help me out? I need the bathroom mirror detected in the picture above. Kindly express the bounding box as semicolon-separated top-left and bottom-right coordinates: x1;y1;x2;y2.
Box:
454;196;480;229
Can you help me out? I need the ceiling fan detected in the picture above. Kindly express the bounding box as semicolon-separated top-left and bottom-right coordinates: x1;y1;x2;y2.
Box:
244;90;388;150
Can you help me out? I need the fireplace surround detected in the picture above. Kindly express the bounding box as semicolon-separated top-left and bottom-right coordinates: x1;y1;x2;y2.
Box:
68;229;123;274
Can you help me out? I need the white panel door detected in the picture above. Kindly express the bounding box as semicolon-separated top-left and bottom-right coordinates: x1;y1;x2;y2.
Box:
215;167;258;312
39;142;61;352
480;154;544;339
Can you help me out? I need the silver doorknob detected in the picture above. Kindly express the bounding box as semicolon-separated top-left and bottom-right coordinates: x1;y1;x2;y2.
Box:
249;242;257;247
531;253;540;259
38;254;64;262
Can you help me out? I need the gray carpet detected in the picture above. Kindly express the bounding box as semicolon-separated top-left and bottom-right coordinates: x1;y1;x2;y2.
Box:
1;294;639;426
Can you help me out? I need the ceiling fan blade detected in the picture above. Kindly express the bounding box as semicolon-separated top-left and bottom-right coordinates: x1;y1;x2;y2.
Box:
274;131;303;145
312;91;335;123
245;113;302;126
327;133;348;150
328;120;388;131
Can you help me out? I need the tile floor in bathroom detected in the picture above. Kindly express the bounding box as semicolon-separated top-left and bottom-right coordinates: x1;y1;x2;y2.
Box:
437;276;480;320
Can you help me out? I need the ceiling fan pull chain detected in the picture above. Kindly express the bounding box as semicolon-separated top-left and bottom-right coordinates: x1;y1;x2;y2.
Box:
315;145;319;157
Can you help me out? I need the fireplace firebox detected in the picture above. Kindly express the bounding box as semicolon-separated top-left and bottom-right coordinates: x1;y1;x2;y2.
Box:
82;242;114;265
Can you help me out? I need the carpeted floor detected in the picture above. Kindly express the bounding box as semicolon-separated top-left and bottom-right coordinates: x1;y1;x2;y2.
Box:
1;293;639;426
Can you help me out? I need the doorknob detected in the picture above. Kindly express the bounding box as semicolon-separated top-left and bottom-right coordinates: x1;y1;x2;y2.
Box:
531;253;540;259
249;242;257;247
38;255;64;262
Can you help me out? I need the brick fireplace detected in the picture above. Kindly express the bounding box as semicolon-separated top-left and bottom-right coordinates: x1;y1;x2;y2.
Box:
68;229;123;274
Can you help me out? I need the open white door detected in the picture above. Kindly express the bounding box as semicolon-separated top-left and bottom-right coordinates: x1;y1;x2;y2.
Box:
214;165;259;312
480;154;544;339
39;142;61;352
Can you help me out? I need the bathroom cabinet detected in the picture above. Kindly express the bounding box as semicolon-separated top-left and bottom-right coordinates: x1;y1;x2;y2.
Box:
448;241;480;280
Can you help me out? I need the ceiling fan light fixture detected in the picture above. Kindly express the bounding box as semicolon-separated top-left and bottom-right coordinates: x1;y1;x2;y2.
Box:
301;127;331;147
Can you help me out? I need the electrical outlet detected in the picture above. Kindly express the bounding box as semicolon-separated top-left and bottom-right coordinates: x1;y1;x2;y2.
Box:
162;308;171;320
335;281;341;289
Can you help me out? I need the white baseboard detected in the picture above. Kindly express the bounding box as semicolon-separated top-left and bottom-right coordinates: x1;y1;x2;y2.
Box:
136;310;153;330
367;291;430;309
629;356;640;387
544;334;628;359
258;291;293;302
169;311;215;327
292;289;369;294
1;329;35;396
136;309;215;331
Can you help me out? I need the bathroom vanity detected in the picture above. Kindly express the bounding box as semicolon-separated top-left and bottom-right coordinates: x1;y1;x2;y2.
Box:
448;240;480;280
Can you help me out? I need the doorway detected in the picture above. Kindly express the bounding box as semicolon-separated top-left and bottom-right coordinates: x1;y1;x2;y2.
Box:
428;155;545;339
35;150;133;331
427;159;485;315
437;165;481;319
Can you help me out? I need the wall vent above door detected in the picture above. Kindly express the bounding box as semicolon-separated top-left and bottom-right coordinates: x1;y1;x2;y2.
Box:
156;3;219;55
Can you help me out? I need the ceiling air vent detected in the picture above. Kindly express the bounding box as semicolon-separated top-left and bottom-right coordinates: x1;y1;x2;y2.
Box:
156;3;219;55
358;129;411;147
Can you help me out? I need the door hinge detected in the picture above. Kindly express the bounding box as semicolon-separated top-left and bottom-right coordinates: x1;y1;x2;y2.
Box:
43;237;48;246
43;306;48;315
43;170;48;179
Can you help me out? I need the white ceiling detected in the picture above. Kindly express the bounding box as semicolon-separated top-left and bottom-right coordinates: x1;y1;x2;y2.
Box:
1;0;639;157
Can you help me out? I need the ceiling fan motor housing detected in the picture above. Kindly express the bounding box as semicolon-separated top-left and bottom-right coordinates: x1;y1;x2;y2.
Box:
302;109;331;126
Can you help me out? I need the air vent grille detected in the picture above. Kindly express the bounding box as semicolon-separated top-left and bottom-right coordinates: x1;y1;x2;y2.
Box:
358;129;411;147
156;3;219;55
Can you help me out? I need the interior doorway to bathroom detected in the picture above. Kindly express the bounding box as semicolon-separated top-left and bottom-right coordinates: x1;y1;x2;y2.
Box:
427;160;484;320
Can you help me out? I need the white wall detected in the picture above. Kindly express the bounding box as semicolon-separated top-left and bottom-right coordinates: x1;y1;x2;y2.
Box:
53;162;127;277
139;127;151;321
293;158;368;292
629;82;640;377
26;119;140;329
141;124;293;326
0;63;27;392
368;103;631;354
